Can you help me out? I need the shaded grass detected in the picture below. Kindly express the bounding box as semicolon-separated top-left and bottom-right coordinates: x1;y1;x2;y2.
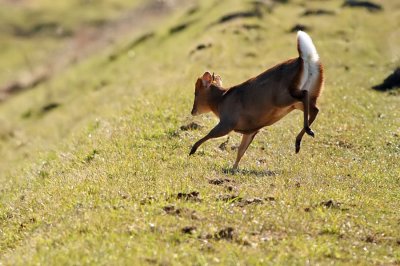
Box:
0;0;400;264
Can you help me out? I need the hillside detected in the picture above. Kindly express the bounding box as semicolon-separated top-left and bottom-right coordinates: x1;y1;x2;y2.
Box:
0;0;399;264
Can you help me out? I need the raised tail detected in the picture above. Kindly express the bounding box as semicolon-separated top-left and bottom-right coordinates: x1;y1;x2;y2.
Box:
297;31;319;62
297;31;322;93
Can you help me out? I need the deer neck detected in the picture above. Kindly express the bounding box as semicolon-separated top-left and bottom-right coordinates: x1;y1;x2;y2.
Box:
208;85;226;117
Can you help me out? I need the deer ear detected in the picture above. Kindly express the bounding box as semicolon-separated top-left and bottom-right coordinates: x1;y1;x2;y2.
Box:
214;75;223;86
201;71;212;87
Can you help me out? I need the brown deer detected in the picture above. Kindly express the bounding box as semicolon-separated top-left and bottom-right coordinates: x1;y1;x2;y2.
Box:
189;31;324;169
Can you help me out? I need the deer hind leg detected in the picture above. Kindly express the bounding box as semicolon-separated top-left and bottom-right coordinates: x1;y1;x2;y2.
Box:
189;121;234;155
302;90;314;137
233;131;258;170
295;100;319;153
290;89;314;137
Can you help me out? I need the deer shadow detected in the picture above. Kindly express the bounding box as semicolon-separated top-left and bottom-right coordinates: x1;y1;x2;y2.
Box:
221;167;278;177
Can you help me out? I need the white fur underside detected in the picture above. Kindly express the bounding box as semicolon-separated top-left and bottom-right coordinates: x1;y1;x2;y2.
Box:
297;31;320;92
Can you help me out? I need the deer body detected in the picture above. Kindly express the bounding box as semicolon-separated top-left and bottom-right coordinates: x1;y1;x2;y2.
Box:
189;31;323;169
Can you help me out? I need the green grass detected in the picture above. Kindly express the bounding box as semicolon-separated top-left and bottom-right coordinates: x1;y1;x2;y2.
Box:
0;0;399;264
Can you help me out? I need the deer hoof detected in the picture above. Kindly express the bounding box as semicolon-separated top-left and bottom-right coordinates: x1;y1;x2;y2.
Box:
189;146;197;155
295;138;302;153
295;144;301;153
305;127;315;137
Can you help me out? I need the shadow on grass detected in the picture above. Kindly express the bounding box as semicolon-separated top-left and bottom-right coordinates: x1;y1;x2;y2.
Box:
372;68;400;91
222;167;278;177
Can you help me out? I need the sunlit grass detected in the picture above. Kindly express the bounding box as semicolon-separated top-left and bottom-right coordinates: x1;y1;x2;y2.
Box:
0;0;399;264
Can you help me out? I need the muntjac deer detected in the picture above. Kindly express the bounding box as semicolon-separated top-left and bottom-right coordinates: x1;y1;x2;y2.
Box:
189;31;324;169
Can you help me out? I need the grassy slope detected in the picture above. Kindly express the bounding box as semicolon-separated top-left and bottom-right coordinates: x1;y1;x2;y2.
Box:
0;0;399;264
0;0;144;84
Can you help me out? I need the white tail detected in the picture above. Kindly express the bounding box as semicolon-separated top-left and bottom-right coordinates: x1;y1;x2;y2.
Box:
297;31;321;92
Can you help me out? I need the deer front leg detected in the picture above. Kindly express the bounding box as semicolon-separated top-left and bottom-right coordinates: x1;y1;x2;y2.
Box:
295;104;319;153
233;131;258;170
189;121;235;155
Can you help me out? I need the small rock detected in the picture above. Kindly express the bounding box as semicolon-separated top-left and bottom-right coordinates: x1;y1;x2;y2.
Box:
149;223;156;231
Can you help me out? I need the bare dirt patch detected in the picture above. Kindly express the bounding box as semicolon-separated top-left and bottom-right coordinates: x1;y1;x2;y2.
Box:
140;196;157;205
342;0;382;12
217;194;274;207
214;227;234;240
217;10;262;24
176;191;201;202
217;194;243;203
41;102;61;114
302;9;335;16
181;226;197;235
190;43;212;55
237;197;264;207
208;178;233;186
218;137;230;151
290;24;310;32
180;122;203;131
163;205;199;219
304;200;350;212
320;199;342;209
169;20;196;35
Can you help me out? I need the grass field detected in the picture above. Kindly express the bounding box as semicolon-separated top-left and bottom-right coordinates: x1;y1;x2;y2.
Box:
0;0;399;265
